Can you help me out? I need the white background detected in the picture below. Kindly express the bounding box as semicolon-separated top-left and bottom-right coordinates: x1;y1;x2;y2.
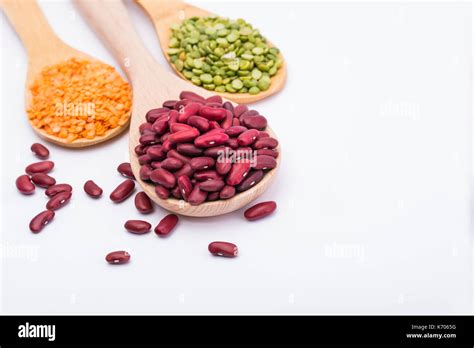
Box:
0;1;472;314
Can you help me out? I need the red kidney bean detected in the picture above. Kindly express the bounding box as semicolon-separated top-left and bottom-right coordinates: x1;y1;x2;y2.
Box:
221;110;233;130
150;168;176;188
180;91;206;103
29;210;55;233
177;102;202;123
226;138;239;149
208;242;238;257
146;108;169;122
243;115;268;130
194;170;220;181
239;109;259;122
170;123;193;133
198;106;227;122
174;163;194;178
46;190;72;210
163;100;178;108
216;160;232;175
174;99;194;110
155;185;170;199
199;179;225;192
189;157;215;171
161;139;174;153
140;165;153;181
152;119;169;134
194;132;229;148
235;147;254;160
139;133;159;146
16;175;35;195
253;137;279;149
134;191;154;214
160;157;184;171
140;123;154;134
110;179;135;202
205;95;223;104
207;192;219;201
234;104;248;118
154;214;179;237
147;145;166;160
124;220;152;234
237;129;259;147
105;251;130;264
225;126;248;137
31;143;49;159
138;154;152;165
219;185;236;199
256;149;279;158
187;116;210;132
169;110;179;125
151;161;162;169
237;170;264;192
167;149;191;164
45;183;72;197
223;101;234;114
203;146;231;158
177;175;193;201
257;131;270;139
208;121;222;130
188;186;207;205
254;155;277;170
168;128;200;144
117;162;135;179
135;144;146;156
31;173;56;188
171;185;182;199
244;201;277;221
226;162;251;186
232;118;241;126
160;132;171;142
177;143;203;156
25;161;54;175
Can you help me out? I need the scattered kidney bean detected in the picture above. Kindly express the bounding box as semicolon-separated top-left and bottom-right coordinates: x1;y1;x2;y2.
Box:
154;214;179;237
29;210;55;233
25;161;54;175
84;180;103;198
208;242;238;257
45;183;72;197
46;190;72;210
136;91;279;205
31;173;56;188
134;192;154;214
16;175;35;195
30;143;49;159
124;220;152;234
117;162;135;179
110;179;135;202
244;201;277;221
105;251;130;264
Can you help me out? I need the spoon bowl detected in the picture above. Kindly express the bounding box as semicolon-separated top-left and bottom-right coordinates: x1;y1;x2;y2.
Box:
76;0;281;217
1;0;130;148
136;0;287;104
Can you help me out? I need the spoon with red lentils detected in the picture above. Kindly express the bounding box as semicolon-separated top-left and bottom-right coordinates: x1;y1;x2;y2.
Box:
75;0;280;217
1;0;132;147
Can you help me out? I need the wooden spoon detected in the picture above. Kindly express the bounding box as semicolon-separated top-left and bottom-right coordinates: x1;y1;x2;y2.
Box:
75;0;280;217
0;0;130;148
135;0;287;104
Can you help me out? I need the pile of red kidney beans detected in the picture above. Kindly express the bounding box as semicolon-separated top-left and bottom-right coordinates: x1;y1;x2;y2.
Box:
15;92;279;264
136;91;279;204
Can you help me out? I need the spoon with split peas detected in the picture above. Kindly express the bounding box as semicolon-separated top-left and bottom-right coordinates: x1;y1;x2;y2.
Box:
75;0;280;217
0;0;131;147
136;0;287;104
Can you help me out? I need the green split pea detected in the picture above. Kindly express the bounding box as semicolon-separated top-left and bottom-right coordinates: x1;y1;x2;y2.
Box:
167;16;283;94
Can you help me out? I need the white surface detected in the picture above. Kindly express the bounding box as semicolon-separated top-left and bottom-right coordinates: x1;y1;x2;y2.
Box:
0;1;472;314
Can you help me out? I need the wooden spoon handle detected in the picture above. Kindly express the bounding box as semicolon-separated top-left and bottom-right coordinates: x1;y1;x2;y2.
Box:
136;0;185;20
0;0;62;56
74;0;162;86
